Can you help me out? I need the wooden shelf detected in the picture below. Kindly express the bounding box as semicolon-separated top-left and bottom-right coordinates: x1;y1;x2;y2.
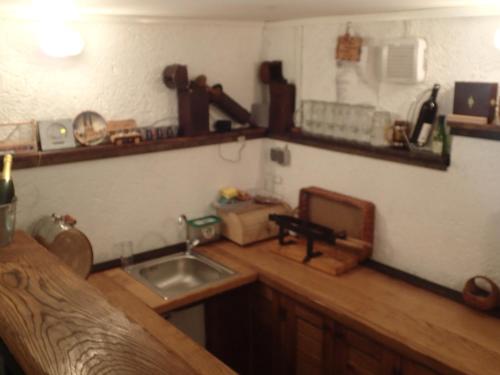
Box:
270;131;450;171
12;127;267;170
448;121;500;141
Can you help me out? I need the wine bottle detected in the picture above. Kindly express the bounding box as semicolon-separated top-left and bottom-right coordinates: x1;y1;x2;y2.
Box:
0;154;15;205
410;84;440;146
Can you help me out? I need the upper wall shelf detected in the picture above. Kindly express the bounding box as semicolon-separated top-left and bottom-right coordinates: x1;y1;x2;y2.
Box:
12;127;267;170
10;126;449;171
448;121;500;141
270;130;450;171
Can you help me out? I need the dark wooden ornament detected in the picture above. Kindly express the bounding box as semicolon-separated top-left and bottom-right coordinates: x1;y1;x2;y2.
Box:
463;276;500;311
453;82;498;124
259;60;296;135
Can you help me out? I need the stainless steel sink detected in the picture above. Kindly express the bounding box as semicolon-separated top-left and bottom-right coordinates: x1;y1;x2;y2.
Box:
124;252;235;299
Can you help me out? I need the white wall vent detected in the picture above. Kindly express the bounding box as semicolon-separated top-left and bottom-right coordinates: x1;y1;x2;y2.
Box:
380;38;427;84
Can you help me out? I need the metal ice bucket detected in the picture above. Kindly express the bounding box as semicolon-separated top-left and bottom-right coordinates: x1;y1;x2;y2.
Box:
0;197;16;247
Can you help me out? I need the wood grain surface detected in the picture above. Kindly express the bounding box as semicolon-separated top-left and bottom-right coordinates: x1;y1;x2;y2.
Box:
196;240;500;375
89;272;235;375
0;231;196;375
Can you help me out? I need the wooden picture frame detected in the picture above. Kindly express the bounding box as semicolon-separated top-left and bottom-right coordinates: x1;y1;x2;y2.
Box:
0;120;38;153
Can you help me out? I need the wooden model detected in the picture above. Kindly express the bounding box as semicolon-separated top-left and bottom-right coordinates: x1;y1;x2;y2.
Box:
273;186;375;276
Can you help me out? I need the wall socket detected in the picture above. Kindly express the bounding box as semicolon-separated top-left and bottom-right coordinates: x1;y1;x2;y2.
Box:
270;145;291;166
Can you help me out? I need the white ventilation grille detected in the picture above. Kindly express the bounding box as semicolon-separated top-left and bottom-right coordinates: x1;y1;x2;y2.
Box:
381;38;427;84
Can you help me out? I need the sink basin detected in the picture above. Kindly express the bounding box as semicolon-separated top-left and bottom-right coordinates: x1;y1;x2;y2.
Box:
124;252;235;299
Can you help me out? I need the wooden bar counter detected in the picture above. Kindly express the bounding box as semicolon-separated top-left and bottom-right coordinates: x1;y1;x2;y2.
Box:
0;231;233;375
2;231;500;375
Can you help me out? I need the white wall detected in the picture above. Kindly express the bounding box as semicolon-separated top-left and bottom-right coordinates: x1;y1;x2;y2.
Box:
0;17;265;262
263;15;500;290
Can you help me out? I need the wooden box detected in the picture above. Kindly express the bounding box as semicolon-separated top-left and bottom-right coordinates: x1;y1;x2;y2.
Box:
178;87;210;137
269;83;296;135
217;202;291;245
453;82;498;124
273;187;375;276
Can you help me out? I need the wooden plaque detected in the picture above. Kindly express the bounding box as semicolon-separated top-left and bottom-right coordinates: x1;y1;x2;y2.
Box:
336;34;362;62
453;82;498;124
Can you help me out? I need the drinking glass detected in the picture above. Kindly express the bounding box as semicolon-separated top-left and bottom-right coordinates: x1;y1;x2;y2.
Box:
324;103;337;139
371;111;392;147
333;103;349;140
302;100;314;135
357;105;376;143
311;101;326;137
119;241;134;268
344;104;359;141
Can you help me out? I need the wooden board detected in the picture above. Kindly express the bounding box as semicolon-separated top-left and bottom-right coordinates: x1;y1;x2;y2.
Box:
0;231;197;375
271;239;360;276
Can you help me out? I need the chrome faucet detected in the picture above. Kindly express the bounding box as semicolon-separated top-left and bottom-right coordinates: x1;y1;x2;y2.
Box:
185;238;200;256
178;214;200;256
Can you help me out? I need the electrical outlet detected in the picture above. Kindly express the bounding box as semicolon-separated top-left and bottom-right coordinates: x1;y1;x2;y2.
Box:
270;145;291;166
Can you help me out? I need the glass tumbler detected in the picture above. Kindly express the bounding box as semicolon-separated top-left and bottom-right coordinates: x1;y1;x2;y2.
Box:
301;100;314;135
371;111;392;147
333;103;348;140
311;101;326;137
119;241;135;268
357;105;376;144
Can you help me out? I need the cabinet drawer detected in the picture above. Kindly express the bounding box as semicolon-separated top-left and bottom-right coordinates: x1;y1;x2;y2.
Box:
334;326;398;375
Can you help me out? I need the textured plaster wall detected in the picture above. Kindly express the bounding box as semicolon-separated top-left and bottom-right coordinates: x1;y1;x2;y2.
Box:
263;16;500;290
0;18;265;262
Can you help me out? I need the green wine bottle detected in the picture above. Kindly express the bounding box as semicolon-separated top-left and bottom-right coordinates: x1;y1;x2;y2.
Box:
0;154;15;205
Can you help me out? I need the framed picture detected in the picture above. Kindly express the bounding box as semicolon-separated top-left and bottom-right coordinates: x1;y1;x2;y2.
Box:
0;120;38;153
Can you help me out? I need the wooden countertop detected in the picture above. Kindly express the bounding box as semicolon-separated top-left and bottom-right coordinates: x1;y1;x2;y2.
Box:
7;230;498;375
0;231;232;375
193;240;500;375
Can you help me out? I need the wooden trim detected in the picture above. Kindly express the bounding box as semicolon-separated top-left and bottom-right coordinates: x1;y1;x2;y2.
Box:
269;131;450;171
11;127;267;170
91;242;185;273
365;259;500;319
448;121;500;141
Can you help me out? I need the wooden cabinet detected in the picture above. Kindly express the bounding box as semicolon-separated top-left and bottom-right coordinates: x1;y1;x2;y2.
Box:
333;325;399;375
205;286;251;375
206;283;446;375
287;301;331;375
399;359;440;375
249;283;282;375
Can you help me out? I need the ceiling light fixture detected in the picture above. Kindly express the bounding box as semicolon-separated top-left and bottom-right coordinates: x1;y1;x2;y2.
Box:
32;0;84;58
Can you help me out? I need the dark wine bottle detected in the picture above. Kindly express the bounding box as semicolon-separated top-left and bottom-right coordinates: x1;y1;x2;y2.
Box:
0;154;15;205
410;84;440;146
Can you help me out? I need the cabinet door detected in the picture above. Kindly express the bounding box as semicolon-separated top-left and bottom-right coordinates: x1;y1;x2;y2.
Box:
293;304;329;375
399;359;441;375
333;326;399;375
205;286;251;374
249;283;280;375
